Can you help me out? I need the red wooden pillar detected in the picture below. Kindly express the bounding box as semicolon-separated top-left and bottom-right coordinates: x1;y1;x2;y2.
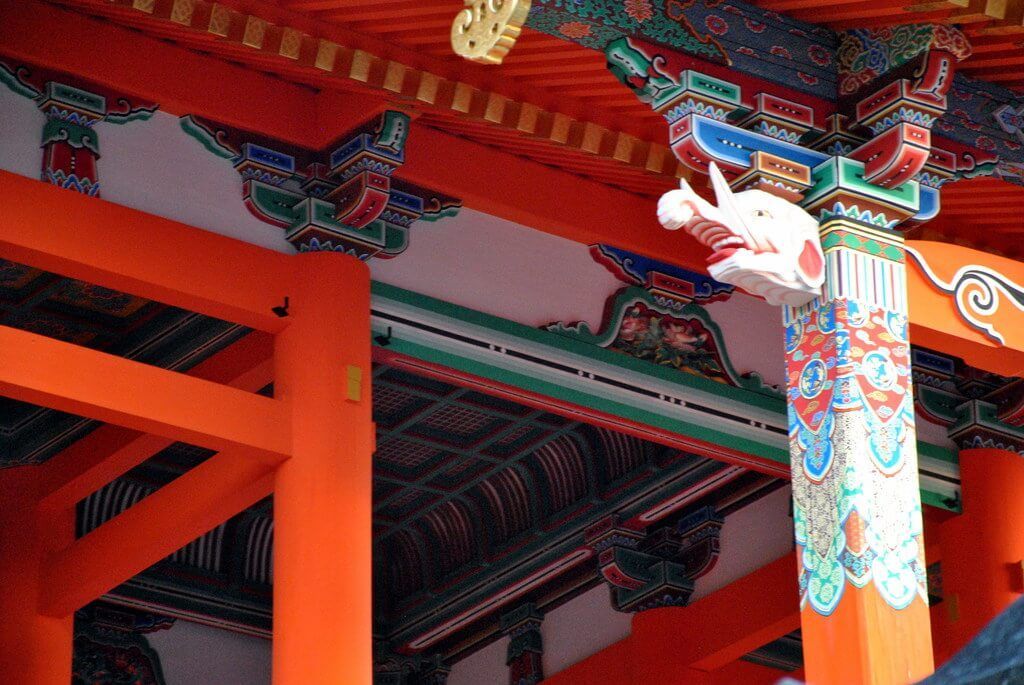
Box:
273;252;373;684
934;444;1024;661
785;219;933;684
0;468;74;682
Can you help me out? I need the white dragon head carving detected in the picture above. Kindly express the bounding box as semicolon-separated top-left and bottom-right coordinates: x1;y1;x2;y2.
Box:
657;162;825;307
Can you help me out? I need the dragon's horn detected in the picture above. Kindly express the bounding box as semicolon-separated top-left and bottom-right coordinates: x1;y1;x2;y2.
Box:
708;162;764;251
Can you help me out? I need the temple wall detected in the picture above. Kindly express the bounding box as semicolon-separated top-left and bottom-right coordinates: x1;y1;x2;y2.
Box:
0;85;800;390
0;71;949;681
146;620;270;685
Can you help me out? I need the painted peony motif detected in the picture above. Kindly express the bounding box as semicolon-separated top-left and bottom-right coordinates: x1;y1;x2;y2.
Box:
663;321;708;352
744;18;766;33
770;45;792;60
798;72;819;86
558;21;592;39
807;44;831;67
705;15;728;36
623;0;653;23
612;304;728;381
619;314;650;342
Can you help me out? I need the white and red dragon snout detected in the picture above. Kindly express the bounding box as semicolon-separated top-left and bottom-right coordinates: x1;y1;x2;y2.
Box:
656;162;825;307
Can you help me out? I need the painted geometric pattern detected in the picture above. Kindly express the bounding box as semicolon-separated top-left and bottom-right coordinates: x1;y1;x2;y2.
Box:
786;298;926;615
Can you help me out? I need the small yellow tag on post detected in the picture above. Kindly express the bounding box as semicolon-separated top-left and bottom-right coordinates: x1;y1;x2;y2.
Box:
346;365;363;402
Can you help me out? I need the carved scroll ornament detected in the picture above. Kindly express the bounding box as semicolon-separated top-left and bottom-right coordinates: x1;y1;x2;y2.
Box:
451;0;531;65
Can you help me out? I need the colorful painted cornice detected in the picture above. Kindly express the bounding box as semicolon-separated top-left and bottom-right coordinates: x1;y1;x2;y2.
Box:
948;399;1024;455
1;61;157;197
590;244;735;309
452;1;1024;184
604;32;999;232
181;111;461;258
585;506;723;612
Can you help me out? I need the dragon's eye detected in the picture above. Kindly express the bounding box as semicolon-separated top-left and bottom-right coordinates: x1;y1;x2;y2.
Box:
753;209;772;219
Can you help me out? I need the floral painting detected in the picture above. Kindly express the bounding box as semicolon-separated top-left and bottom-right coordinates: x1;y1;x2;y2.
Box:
611;302;729;382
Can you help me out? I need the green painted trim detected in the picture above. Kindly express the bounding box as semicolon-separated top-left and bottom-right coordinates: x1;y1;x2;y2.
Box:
382;332;788;465
179;115;236;159
370;280;961;511
917;439;957;465
920;488;958;513
104;106;157;125
372;281;785;414
0;62;40;99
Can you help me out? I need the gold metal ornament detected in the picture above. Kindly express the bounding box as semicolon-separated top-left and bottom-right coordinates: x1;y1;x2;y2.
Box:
451;0;531;65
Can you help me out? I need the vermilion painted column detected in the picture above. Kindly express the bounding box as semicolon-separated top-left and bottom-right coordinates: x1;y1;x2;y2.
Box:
934;446;1024;661
0;468;74;682
785;219;933;684
273;252;373;684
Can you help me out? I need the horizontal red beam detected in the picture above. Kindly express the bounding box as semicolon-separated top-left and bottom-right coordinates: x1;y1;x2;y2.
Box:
36;332;275;511
0;0;314;145
544;554;798;684
0;324;290;458
0;171;292;332
401;125;712;275
40;448;275;617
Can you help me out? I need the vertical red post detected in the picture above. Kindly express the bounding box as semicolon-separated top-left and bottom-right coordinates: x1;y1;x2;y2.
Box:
934;446;1024;662
785;219;933;684
272;252;373;684
0;468;74;682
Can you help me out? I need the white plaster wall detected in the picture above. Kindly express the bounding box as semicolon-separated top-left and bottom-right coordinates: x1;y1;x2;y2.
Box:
541;584;632;678
0;85;43;178
915;410;955;450
691;484;794;603
98;113;291;252
370;207;622;330
446;633;507;685
705;292;787;389
146;620;270;685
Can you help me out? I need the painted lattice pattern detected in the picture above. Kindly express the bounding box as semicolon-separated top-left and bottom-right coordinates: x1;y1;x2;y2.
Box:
376;437;443;470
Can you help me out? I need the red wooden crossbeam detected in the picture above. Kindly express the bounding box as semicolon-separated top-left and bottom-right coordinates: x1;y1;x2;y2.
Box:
0;171;293;332
36;332;275;512
0;324;289;458
544;555;799;684
40;448;277;617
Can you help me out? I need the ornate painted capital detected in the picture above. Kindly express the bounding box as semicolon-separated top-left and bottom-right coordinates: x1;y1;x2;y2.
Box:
602;34;1000;249
1;61;157;197
451;0;531;65
500;603;543;685
948;400;1024;455
181;111;461;258
836;25;971;189
73;603;173;685
584;509;723;613
374;650;450;685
